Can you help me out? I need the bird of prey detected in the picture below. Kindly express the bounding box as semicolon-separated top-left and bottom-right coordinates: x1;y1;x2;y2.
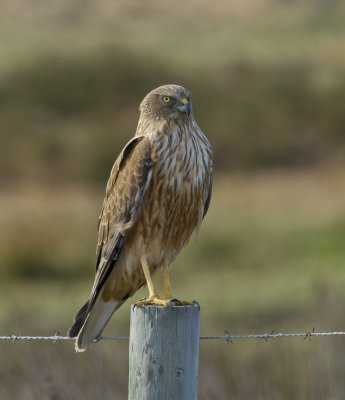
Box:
68;84;213;352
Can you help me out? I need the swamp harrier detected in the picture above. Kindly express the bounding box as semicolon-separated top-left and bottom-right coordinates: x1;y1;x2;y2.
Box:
68;84;213;352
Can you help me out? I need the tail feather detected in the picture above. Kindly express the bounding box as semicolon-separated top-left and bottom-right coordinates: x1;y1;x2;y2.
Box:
72;295;124;352
67;300;90;338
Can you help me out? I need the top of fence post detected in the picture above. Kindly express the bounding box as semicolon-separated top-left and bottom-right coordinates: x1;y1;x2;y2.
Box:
128;305;200;400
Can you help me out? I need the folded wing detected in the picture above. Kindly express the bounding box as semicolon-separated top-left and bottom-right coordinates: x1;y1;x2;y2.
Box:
68;136;153;350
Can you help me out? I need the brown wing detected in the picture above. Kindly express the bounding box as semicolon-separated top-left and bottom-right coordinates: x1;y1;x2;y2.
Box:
89;135;153;308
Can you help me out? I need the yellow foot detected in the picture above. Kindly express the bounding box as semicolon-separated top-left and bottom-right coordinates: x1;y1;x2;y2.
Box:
135;295;170;308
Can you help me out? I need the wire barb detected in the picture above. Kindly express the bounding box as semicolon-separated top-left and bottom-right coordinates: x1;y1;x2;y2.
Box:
303;327;315;342
224;330;233;344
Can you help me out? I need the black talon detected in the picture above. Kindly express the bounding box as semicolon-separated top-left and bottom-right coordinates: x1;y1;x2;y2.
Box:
133;298;147;308
170;298;182;306
192;300;200;308
166;301;173;309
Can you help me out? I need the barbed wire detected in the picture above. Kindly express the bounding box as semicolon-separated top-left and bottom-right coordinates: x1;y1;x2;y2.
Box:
200;329;345;343
1;329;345;344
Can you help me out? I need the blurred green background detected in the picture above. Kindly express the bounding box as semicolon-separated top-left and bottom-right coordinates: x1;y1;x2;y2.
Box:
1;0;345;399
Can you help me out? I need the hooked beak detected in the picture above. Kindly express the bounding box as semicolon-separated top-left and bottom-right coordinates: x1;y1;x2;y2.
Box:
176;98;191;116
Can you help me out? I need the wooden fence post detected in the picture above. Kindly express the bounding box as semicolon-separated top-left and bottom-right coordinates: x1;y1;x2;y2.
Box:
128;305;200;400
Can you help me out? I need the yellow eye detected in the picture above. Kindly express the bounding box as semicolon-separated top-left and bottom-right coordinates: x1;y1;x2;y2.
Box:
163;96;170;103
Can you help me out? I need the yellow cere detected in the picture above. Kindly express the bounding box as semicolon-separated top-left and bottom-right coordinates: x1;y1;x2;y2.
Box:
181;98;188;105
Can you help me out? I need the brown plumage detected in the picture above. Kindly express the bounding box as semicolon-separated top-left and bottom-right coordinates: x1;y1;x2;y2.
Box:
68;84;213;351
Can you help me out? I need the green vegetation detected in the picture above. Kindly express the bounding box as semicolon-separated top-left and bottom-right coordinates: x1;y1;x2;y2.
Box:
1;170;345;399
1;1;345;186
0;0;345;398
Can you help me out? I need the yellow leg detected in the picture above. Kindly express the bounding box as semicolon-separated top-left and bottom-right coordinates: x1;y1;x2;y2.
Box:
141;255;155;298
163;262;172;300
163;260;195;306
135;256;170;308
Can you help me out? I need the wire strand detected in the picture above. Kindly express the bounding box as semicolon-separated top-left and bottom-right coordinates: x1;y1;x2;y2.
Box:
1;330;345;343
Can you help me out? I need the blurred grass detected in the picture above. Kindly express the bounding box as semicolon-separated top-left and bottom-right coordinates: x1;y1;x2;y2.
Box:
1;50;345;184
1;0;345;398
1;0;345;186
1;168;345;398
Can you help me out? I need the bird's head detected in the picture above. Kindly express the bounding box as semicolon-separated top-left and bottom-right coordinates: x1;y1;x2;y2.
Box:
140;84;192;121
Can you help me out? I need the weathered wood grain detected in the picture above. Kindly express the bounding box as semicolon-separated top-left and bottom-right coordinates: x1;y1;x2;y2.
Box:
129;305;200;400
